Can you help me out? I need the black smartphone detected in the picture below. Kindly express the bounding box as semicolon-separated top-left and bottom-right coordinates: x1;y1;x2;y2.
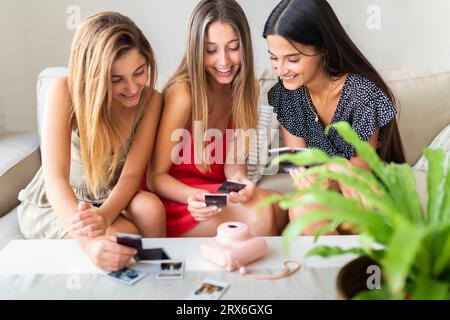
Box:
115;233;171;261
138;248;171;261
116;233;143;250
267;147;307;158
204;194;227;207
217;181;246;193
268;147;317;172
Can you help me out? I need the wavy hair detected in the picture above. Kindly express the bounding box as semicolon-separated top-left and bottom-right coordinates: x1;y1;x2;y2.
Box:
68;11;157;197
164;0;258;168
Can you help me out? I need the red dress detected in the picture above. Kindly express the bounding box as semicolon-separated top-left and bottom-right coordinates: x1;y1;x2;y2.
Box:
140;125;230;237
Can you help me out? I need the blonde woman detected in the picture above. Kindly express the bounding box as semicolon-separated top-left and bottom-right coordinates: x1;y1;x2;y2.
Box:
17;12;165;271
142;0;287;237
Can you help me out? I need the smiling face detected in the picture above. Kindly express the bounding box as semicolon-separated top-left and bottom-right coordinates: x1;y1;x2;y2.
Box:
110;48;149;108
204;21;242;86
266;35;324;91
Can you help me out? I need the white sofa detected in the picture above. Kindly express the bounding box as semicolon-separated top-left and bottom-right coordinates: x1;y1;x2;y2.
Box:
1;67;449;250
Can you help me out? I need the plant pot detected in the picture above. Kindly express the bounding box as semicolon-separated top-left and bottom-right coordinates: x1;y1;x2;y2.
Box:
336;256;381;300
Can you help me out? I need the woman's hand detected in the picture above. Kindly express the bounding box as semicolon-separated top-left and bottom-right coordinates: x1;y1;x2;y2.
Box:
187;191;222;222
69;201;106;238
289;166;336;191
83;236;138;272
289;166;331;190
227;177;256;204
328;161;372;208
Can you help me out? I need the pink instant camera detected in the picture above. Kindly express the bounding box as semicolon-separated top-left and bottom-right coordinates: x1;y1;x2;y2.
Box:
200;222;267;271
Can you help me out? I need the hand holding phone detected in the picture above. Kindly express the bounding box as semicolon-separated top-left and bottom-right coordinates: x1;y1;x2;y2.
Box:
217;181;246;194
268;147;317;172
204;194;227;207
221;178;255;204
115;233;171;261
187;192;223;222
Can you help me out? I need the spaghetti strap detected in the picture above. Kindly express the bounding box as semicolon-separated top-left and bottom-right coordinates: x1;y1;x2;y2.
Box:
130;87;149;134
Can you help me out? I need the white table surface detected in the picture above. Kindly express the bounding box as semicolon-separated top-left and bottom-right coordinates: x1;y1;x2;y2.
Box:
0;236;360;275
0;236;361;300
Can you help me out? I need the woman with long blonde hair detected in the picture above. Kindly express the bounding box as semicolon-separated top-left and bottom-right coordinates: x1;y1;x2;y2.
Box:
18;12;165;271
142;0;287;237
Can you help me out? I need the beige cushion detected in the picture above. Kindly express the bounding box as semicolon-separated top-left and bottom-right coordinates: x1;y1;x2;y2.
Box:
381;70;450;164
257;173;295;194
0;132;41;218
247;104;281;183
37;67;68;139
413;169;427;209
257;68;278;105
414;124;450;172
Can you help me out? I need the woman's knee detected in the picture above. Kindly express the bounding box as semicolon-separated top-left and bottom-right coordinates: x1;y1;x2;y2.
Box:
288;205;336;236
107;216;139;235
247;188;277;236
128;191;165;220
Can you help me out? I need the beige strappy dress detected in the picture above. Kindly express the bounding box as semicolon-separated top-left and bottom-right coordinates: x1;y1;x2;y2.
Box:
17;92;147;239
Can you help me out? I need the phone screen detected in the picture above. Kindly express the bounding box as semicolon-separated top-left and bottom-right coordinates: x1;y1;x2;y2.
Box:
138;248;171;261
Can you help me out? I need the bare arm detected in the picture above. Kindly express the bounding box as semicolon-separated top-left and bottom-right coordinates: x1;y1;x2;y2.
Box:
99;89;163;226
280;126;307;149
349;129;379;171
41;77;80;227
149;82;205;204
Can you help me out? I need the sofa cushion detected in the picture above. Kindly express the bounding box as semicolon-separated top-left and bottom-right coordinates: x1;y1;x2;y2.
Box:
414;124;450;173
247;104;280;183
257;173;295;194
0;209;25;251
0;132;41;218
37;67;68;140
381;70;450;165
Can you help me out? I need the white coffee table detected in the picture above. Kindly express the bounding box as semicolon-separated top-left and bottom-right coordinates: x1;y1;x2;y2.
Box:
0;236;360;300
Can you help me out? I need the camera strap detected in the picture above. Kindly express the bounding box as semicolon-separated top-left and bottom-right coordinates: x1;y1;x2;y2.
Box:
237;260;301;280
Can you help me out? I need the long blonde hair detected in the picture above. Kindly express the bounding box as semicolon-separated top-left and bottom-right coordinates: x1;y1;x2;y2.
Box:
68;11;157;197
164;0;258;168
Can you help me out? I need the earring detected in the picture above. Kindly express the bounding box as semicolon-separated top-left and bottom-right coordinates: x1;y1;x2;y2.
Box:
322;49;329;69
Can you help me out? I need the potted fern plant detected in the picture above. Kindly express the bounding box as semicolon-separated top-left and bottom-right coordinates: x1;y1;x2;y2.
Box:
261;121;450;299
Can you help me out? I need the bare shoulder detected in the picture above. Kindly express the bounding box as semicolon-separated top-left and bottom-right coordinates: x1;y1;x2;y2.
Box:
48;76;69;98
46;76;72;116
142;88;162;114
164;81;192;114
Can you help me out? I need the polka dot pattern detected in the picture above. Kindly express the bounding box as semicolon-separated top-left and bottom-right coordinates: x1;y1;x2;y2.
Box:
268;73;397;159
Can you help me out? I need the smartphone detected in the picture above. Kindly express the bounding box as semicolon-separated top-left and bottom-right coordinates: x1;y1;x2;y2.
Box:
137;248;171;261
268;147;317;172
204;194;227;207
217;181;246;193
116;233;143;250
116;233;171;261
267;147;307;158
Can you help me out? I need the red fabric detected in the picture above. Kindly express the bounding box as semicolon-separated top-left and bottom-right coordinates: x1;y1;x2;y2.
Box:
140;126;230;237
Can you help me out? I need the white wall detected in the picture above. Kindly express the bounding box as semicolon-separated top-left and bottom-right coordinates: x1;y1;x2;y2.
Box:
1;0;449;133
